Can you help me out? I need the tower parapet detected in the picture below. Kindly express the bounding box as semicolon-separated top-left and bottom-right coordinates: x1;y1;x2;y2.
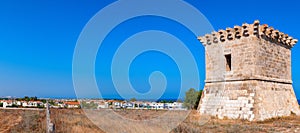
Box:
198;20;298;48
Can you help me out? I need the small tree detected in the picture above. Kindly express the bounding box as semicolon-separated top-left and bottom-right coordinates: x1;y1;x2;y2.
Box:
29;96;37;101
184;88;202;110
41;99;46;103
24;96;29;101
49;100;55;105
194;90;203;109
130;98;137;102
177;99;183;103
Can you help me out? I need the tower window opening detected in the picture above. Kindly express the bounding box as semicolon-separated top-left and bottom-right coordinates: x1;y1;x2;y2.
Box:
225;54;231;71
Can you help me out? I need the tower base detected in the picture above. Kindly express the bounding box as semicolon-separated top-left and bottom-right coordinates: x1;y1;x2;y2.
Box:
198;80;300;121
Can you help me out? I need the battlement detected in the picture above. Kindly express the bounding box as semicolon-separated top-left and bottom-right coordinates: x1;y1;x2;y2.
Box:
198;20;298;48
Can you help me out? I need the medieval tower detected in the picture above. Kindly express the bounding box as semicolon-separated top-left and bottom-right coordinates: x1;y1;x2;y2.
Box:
197;20;300;121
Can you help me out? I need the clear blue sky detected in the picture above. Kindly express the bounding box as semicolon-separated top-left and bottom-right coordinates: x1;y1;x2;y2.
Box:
1;0;300;99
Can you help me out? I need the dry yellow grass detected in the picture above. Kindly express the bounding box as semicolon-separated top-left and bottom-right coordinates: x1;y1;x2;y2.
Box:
0;109;46;133
2;109;300;133
50;109;104;133
172;110;300;133
0;110;22;132
113;109;168;120
51;109;300;133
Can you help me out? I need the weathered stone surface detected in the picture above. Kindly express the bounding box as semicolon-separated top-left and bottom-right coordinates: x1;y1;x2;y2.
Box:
197;20;300;121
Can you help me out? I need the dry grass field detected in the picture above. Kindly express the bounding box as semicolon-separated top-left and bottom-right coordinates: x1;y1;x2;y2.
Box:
0;109;46;133
49;109;300;133
113;109;168;120
50;109;104;133
172;111;300;133
2;109;300;133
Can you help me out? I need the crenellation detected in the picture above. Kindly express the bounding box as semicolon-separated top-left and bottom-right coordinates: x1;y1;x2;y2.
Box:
271;30;279;38
265;27;274;38
198;20;297;48
211;31;219;43
282;34;288;45
242;23;251;37
291;39;298;46
234;25;242;39
253;20;260;35
278;32;284;43
218;29;227;42
260;24;268;35
226;28;235;40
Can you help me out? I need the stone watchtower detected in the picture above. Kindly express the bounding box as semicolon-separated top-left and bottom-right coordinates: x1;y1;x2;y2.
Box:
197;20;299;121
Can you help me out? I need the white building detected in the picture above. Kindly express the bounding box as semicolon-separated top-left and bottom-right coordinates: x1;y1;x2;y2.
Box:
149;102;164;110
165;102;186;110
113;102;122;108
16;101;22;106
3;102;8;108
122;102;134;109
65;101;80;108
22;101;40;107
97;102;109;109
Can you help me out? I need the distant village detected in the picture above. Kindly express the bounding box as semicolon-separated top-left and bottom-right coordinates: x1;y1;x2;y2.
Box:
0;96;187;110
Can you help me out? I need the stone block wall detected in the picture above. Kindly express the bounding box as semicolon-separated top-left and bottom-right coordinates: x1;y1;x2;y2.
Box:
198;80;299;121
254;37;291;83
197;20;299;121
205;37;259;82
204;31;292;83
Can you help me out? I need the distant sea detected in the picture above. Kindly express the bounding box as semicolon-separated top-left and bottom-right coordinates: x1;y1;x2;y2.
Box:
0;95;184;102
298;100;300;105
